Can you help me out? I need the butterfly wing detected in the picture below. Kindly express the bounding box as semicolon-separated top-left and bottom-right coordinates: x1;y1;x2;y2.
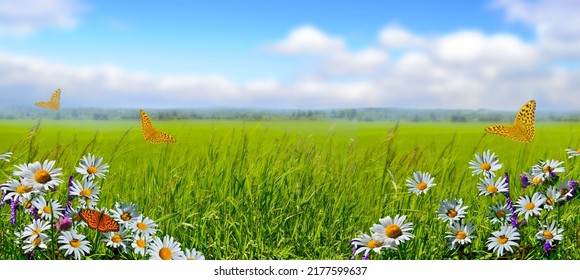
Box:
140;110;177;143
79;209;101;230
96;213;120;232
484;100;536;143
484;124;529;142
34;89;61;110
514;100;536;142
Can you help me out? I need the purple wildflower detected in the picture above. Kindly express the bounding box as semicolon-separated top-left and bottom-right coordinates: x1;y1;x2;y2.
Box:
505;197;519;228
543;241;554;257
519;173;529;189
502;172;510;196
568;179;578;201
362;252;370;260
350;240;358;260
10;198;18;225
29;206;40;220
55;216;72;231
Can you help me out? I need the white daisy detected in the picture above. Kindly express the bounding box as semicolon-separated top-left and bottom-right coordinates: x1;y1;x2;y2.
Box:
531;159;565;181
148;235;186;260
22;235;49;254
110;201;141;225
535;221;564;245
21;160;63;191
102;226;131;252
445;221;477;249
184;248;206;260
557;180;576;201
131;233;150;256
58;229;91;260
129;215;158;237
477;176;508;196
12;162;30;177
0;152;13;162
1;178;35;202
487;204;512;225
565;148;580;159
468;150;502;177
405;171;436;195
370;214;414;246
514;192;546;220
70;179;101;208
31;196;64;220
21;219;51;242
437;198;468;224
543;186;563;211
75;153;110;181
350;233;392;259
487;225;520;257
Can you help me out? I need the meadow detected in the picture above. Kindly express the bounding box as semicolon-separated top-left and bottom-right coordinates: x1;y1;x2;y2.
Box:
1;119;579;260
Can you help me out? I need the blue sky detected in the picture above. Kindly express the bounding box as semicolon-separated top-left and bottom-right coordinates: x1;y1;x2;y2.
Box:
0;0;579;110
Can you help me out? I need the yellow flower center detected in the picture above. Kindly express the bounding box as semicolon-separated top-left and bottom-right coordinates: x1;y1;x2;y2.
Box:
385;224;402;239
366;239;383;249
42;205;52;214
32;228;41;235
136;239;146;248
532;176;544;185
111;234;122;243
546;197;555;206
23;200;32;209
543;230;553;240
486;185;498;193
121;213;132;221
80;189;92;197
72;213;81;222
416;182;427;190
525;202;535;210
480;163;491;171
16;185;33;195
447;209;458;218
455;231;467;240
497;235;508;245
34;169;51;184
32;237;42;246
70;238;81;248
137;222;147;231
543;165;554;173
87;166;98;174
577;149;580;153
497;210;506;218
159;247;173;260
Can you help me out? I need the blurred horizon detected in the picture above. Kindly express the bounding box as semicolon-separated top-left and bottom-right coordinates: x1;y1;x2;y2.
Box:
1;0;579;111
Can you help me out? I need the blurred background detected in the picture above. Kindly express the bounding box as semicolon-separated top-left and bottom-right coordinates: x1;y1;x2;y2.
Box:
0;0;579;111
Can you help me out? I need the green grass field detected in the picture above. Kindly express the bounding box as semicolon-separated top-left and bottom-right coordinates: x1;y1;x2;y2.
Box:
1;119;579;259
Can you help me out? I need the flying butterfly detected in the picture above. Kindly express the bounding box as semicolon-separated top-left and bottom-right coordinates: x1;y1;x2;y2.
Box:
35;89;61;111
484;100;536;143
140;109;177;143
79;208;120;232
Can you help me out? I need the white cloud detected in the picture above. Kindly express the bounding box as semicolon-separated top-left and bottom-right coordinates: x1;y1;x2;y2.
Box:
379;25;426;48
265;25;344;55
0;0;84;36
433;31;539;67
321;48;389;76
494;0;580;57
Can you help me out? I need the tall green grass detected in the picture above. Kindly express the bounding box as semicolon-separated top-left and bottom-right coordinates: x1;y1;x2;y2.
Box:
1;119;579;259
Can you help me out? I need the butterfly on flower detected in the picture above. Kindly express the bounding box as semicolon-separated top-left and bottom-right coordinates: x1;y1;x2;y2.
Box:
35;89;61;111
484;100;536;143
79;208;120;232
139;110;177;143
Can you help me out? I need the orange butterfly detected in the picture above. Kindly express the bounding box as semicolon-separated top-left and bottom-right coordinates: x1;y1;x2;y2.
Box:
79;209;120;232
35;89;61;110
140;109;177;143
484;100;536;143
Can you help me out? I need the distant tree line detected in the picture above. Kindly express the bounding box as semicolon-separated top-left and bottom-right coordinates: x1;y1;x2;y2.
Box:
0;107;578;122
